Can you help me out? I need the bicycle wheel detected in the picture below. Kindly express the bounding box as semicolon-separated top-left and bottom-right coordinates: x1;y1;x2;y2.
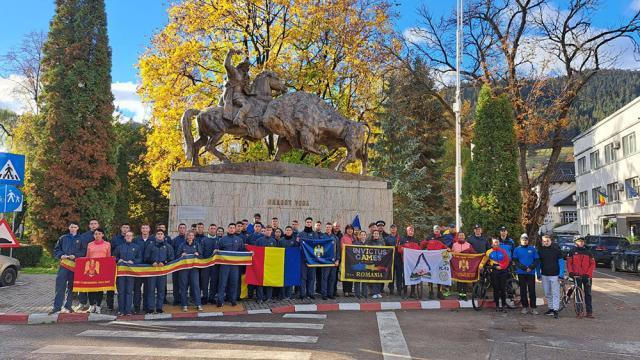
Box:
558;282;568;313
573;286;586;317
505;278;520;309
472;281;487;311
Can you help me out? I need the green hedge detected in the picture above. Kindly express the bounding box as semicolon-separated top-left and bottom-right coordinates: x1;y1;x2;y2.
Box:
2;245;44;267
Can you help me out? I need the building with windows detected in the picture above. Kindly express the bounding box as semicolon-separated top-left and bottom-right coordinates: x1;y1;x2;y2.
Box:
538;162;577;235
573;95;640;237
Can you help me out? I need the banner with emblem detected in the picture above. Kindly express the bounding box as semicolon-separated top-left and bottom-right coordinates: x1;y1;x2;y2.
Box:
73;257;117;292
403;249;452;286
340;245;394;283
450;253;485;283
301;238;337;267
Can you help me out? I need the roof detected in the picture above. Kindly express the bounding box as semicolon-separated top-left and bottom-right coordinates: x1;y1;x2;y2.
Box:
553;221;579;234
554;192;576;206
549;162;575;183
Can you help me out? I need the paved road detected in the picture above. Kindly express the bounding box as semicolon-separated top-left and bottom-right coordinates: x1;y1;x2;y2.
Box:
0;266;638;360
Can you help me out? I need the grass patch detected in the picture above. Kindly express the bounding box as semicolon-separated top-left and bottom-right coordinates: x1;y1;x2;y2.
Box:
21;251;58;275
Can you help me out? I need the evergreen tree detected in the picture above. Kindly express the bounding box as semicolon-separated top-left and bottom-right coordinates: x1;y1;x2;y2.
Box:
30;0;116;249
371;63;448;236
461;85;522;237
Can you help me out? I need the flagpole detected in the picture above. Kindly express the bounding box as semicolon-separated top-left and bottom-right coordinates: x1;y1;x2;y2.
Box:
455;0;463;231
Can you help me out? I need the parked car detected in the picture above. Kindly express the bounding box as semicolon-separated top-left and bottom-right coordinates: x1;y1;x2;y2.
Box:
555;234;577;256
611;244;640;273
585;235;629;266
0;254;20;286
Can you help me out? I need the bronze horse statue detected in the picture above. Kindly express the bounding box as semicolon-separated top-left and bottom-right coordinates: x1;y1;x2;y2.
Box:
180;71;371;173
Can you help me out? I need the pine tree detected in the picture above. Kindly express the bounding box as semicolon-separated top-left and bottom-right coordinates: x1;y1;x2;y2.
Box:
371;63;448;236
30;0;116;249
461;85;522;237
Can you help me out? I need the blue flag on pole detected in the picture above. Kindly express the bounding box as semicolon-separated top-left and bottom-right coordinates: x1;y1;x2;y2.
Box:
351;215;361;230
301;238;336;267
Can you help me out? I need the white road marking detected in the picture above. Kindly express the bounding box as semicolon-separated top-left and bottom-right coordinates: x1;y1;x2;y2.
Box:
108;320;323;330
376;312;411;360
594;270;624;279
78;329;318;343
283;313;327;319
33;345;312;359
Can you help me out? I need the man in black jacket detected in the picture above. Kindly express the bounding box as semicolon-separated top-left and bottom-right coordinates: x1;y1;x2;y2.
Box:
468;224;488;254
538;235;564;318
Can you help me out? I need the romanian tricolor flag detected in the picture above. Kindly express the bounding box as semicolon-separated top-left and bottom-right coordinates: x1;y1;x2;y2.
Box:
597;189;607;206
245;245;301;287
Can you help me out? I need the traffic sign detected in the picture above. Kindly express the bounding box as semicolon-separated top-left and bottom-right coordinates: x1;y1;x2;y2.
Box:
0;185;23;212
0;152;25;186
0;219;20;248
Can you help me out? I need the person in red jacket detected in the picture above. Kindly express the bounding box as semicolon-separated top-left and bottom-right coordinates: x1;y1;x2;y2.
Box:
422;228;449;300
399;226;421;299
566;237;595;318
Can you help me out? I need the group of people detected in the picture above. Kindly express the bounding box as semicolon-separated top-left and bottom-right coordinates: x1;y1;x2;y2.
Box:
50;214;596;320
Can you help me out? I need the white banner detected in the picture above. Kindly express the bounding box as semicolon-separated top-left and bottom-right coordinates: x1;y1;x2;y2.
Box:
403;249;452;286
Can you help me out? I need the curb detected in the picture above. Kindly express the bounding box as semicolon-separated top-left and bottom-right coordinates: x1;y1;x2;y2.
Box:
0;298;546;325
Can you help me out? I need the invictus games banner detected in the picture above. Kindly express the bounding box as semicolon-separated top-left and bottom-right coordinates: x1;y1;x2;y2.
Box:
403;249;452;286
340;245;394;283
73;257;117;292
450;253;485;283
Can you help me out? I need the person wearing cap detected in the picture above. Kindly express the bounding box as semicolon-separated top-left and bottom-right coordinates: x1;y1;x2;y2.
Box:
468;224;489;254
376;221;389;238
567;237;595;318
480;238;511;312
513;233;540;315
498;226;516;260
399;226;420;299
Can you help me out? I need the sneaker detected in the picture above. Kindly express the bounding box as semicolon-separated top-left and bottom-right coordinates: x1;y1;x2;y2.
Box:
553;310;559;319
501;307;508;313
231;302;237;306
95;306;101;314
443;290;451;297
322;296;328;300
544;309;554;316
521;308;529;315
216;302;223;308
182;306;188;312
197;305;203;311
437;292;444;300
586;312;594;318
88;305;96;313
156;309;164;314
60;307;71;314
531;309;539;315
48;309;60;315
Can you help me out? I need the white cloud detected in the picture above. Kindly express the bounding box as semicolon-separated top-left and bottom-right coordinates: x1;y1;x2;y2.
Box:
111;81;149;122
632;0;640;11
0;76;149;122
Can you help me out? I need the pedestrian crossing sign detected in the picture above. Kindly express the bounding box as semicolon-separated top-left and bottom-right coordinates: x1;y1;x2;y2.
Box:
0;219;20;248
0;152;25;186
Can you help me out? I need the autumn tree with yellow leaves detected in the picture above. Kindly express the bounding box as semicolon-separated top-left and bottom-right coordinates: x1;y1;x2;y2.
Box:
138;0;397;195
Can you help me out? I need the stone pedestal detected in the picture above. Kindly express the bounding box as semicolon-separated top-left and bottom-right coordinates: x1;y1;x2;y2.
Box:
168;162;392;234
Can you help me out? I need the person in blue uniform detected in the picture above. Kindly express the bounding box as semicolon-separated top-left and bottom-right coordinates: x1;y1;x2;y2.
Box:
217;223;244;307
133;224;154;314
49;222;83;314
298;217;317;300
177;230;203;311
171;223;187;305
114;231;142;316
278;226;298;300
321;223;339;300
256;226;278;302
144;229;174;314
199;224;221;304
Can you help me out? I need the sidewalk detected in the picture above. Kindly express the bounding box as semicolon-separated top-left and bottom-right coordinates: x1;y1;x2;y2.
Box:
0;273;546;325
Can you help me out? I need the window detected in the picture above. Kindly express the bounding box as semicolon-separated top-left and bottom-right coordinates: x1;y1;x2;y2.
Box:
606;182;620;202
579;191;588;207
626;177;640;199
577;157;587;174
592;187;603;205
604;143;617;164
623;132;636;156
561;211;577;224
589;150;600;170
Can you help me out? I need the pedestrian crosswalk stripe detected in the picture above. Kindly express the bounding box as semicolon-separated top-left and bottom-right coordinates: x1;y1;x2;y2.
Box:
33;345;312;359
376;312;411;360
283;313;327;319
108;320;324;330
78;329;319;343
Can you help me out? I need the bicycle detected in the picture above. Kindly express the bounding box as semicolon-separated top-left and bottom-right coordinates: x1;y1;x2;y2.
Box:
472;265;520;311
559;276;586;317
